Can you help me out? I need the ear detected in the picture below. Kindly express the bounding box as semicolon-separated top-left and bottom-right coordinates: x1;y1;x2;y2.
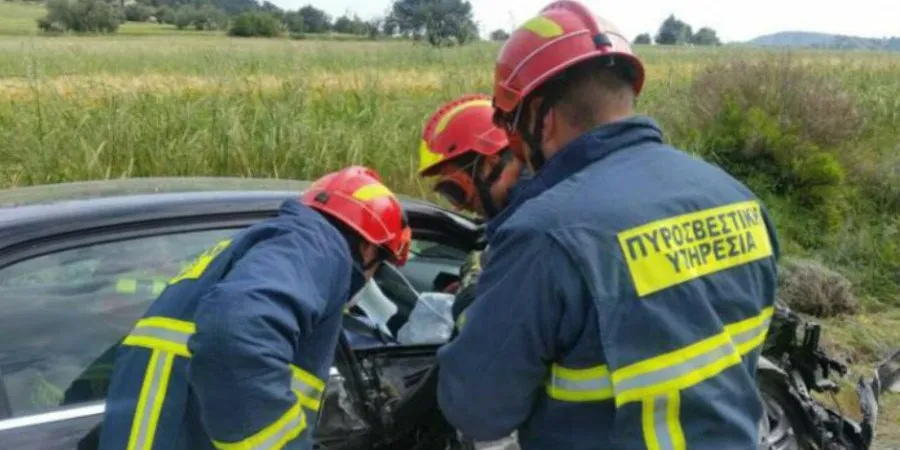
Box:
542;108;556;146
358;241;378;263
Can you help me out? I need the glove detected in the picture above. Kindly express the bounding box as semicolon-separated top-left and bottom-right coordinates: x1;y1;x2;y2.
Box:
451;282;477;330
450;250;486;336
459;250;483;290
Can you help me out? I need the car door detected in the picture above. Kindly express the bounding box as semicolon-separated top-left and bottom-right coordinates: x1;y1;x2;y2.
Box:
0;226;244;449
0;204;475;449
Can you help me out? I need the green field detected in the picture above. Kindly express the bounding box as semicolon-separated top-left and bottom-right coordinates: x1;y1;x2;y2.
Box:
2;0;900;444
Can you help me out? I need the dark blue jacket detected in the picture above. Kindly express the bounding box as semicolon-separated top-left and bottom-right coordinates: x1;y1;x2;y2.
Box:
437;116;780;450
98;199;357;450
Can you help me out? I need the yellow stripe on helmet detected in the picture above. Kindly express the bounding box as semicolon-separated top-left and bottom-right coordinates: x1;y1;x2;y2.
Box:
418;139;445;173
434;99;493;135
520;16;564;38
352;183;394;201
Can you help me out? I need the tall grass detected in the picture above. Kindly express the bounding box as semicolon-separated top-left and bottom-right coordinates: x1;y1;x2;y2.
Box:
0;34;899;307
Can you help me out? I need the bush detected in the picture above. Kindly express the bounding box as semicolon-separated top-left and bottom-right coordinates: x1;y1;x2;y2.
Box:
38;0;121;33
680;55;865;247
124;3;154;22
228;11;281;37
777;257;859;318
173;4;227;31
687;55;864;149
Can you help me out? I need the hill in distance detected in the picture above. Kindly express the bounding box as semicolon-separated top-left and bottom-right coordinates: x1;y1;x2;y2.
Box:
748;31;900;51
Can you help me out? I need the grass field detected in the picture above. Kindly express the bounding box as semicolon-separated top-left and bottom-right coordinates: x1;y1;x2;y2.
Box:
2;0;900;445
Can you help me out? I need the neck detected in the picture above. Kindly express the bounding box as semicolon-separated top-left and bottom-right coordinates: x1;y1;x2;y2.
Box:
543;110;635;160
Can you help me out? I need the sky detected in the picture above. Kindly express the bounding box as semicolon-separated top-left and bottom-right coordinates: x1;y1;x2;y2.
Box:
267;0;900;43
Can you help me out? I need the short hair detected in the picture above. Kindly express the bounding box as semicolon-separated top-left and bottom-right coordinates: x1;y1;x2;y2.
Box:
551;57;637;131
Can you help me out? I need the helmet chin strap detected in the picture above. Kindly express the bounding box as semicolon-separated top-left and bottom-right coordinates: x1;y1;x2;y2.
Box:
517;85;564;173
473;150;513;219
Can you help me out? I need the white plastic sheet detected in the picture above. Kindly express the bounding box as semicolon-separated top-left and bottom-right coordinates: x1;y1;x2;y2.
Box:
396;292;456;345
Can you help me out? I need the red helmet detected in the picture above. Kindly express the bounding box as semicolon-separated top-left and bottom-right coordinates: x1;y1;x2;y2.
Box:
492;0;645;127
418;94;509;177
301;166;412;267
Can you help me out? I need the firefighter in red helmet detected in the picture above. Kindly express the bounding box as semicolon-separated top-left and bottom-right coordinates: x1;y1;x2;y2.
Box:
99;166;411;450
417;94;527;312
437;2;780;449
418;93;524;220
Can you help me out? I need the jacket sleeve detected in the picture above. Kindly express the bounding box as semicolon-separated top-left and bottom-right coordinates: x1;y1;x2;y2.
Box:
436;226;583;441
187;225;348;449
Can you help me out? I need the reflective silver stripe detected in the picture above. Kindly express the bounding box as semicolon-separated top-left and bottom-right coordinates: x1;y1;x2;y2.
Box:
291;379;321;407
257;413;305;450
654;395;674;450
128;326;192;347
129;350;175;450
731;316;772;351
642;392;686;450
616;339;737;394
552;374;612;392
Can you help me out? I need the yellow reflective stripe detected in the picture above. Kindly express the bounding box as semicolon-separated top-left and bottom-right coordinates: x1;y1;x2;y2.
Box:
169;239;233;284
117;279;138;294
127;349;175;450
116;279;168;296
642;391;686;450
434;99;492;135
351;183;393;201
520;15;563;38
418;139;444;172
546;363;613;402
122;317;196;358
290;365;325;412
611;307;774;406
725;307;774;356
212;397;307;450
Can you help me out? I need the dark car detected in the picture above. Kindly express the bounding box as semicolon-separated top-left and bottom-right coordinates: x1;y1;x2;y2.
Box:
0;178;885;450
0;177;483;450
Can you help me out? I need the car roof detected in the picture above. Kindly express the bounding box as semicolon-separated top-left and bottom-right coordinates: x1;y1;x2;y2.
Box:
0;177;470;253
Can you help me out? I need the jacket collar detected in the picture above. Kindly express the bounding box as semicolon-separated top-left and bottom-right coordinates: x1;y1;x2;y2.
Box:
485;115;664;239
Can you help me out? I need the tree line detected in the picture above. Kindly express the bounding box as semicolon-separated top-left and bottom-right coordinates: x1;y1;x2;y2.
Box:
36;0;481;45
633;15;722;46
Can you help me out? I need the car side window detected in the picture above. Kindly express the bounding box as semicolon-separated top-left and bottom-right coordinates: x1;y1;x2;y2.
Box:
0;228;239;418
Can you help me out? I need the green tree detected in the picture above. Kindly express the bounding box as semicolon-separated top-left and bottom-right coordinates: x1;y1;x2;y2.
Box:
297;4;330;33
124;3;154;22
173;4;226;31
390;0;477;46
228;11;281;37
156;5;175;24
691;27;721;46
332;14;353;33
259;1;283;20
283;10;304;33
37;0;122;33
655;14;692;45
365;17;382;39
489;28;509;41
633;33;652;45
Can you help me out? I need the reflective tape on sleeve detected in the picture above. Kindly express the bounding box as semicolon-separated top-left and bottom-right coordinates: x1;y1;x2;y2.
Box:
122;317;196;358
290;365;326;412
546;363;613;402
212;398;307;450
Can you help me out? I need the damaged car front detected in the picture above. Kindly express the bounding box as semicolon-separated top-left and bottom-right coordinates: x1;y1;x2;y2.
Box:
316;269;898;450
